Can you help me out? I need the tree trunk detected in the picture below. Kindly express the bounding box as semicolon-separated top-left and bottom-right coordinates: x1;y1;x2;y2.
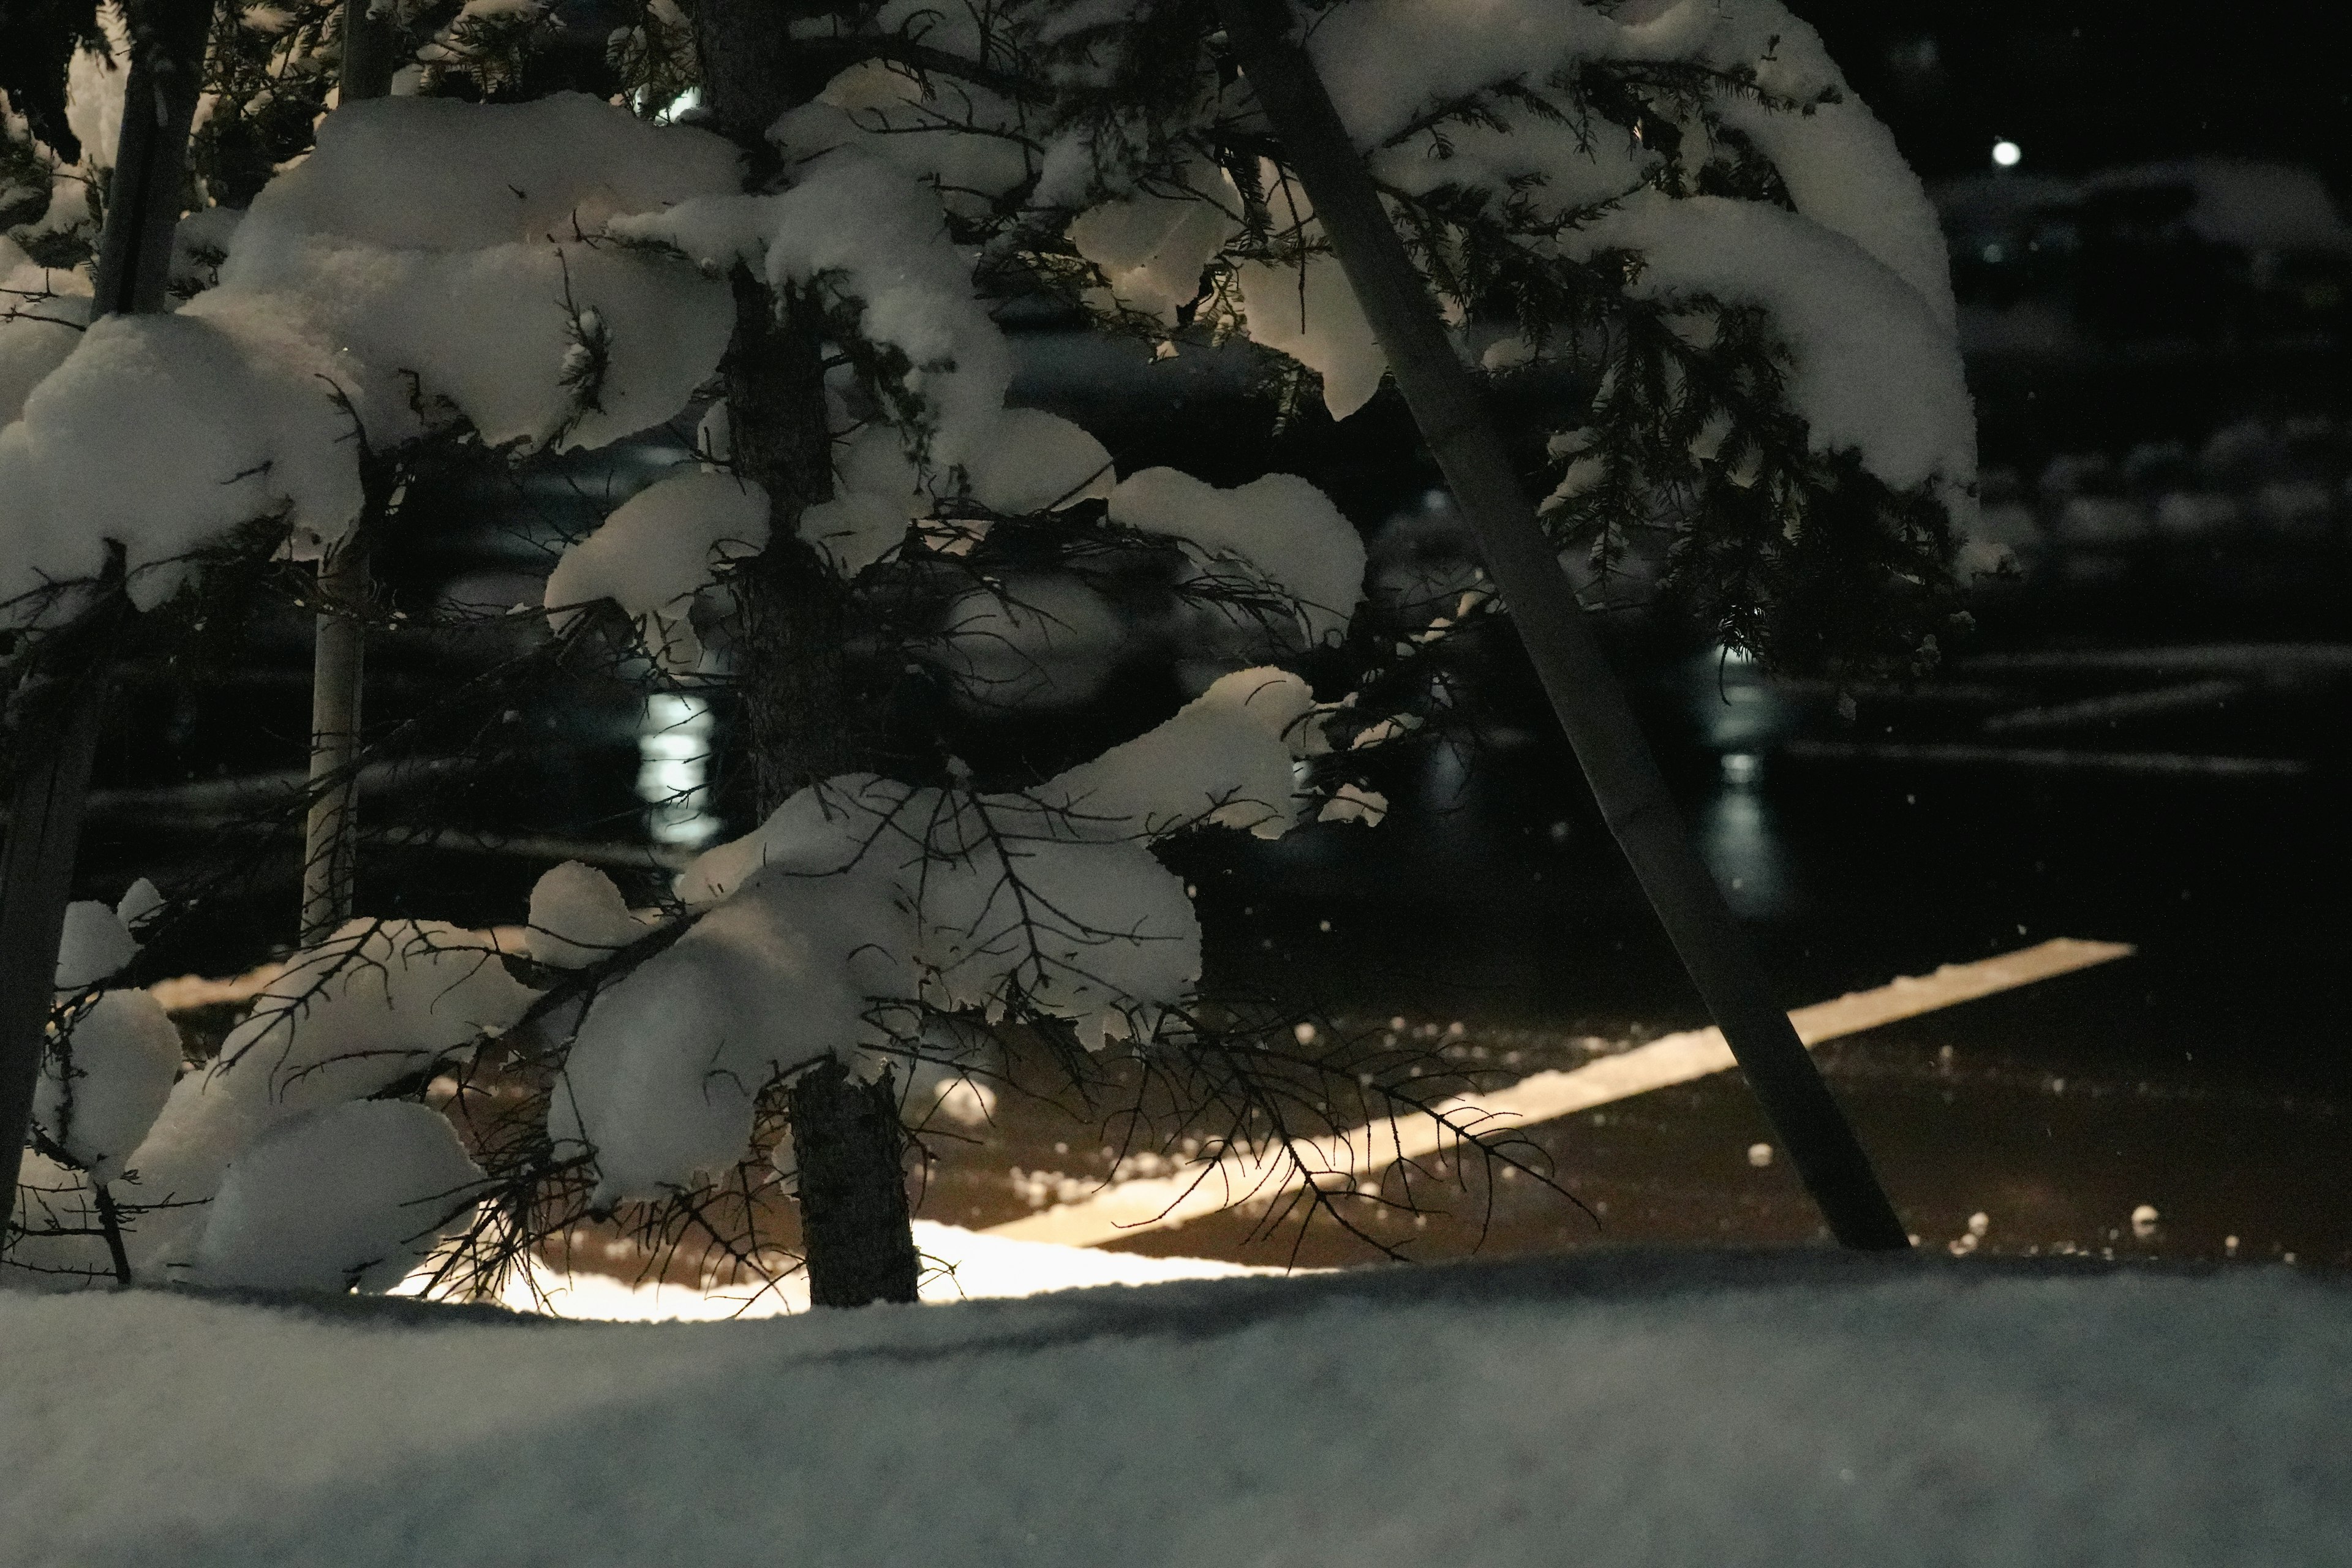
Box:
1212;0;1910;1250
693;0;918;1303
0;690;110;1211
787;1059;920;1307
2;0;208;1218
298;0;397;948
300;540;367;946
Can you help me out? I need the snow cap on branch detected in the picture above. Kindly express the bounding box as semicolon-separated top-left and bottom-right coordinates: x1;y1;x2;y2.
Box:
545;469;770;671
193;1100;483;1294
1110;467;1366;646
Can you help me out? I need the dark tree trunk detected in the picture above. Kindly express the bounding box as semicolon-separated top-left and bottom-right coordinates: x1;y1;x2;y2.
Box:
692;0;918;1303
2;0;208;1217
1212;0;1910;1250
787;1059;920;1308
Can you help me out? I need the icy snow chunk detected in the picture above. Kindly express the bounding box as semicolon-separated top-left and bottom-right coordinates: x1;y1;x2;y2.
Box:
194;1100;483;1294
527;862;658;969
1110;467;1366;645
545;469;769;671
914;834;1201;1049
1574;192;1975;493
204;919;535;1114
54;900;138;993
1697;7;1956;329
61;7;128;173
34;989;182;1183
1316;783;1388;826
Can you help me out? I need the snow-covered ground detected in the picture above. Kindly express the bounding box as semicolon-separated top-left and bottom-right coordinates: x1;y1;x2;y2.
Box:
8;1248;2346;1566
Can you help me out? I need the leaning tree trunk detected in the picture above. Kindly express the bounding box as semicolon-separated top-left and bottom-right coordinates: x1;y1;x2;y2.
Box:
692;0;919;1304
296;0;399;947
1212;0;1910;1250
0;0;209;1213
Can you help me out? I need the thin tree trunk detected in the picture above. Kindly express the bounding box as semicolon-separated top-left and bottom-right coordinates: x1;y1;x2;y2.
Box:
693;0;918;1303
788;1059;920;1307
0;690;110;1212
298;0;397;947
300;540;367;946
1;0;208;1218
1212;0;1910;1250
338;0;399;103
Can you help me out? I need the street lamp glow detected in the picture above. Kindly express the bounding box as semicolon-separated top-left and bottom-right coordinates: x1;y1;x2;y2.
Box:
1991;138;2022;168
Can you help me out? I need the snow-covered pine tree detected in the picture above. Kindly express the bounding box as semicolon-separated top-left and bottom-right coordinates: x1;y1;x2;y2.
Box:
1;0;1971;1302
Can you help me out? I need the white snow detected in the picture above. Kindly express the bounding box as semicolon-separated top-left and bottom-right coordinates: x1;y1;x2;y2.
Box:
545;468;769;671
1066;164;1240;324
1232;245;1389;420
1;93;747;620
558;669;1318;1200
34;988;181;1183
194;1100;483;1294
0;233;88;428
121;919;533;1280
524;861;661;968
53;897;139;992
1109;467;1366;645
4;1253;2346;1566
1572;192;1975;493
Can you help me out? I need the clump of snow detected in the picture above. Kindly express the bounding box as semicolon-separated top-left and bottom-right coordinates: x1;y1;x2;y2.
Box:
194;1101;483;1294
34;989;182;1183
123;919;532;1278
0;233;89;427
1109;467;1366;645
1573;192;1975;492
545;469;769;671
224;93;742;453
559;669;1317;1200
1028;665;1319;840
1067;163;1239;324
0;308;367;614
612;148;1012;474
1232;245;1387;420
525;862;660;969
54;898;139;993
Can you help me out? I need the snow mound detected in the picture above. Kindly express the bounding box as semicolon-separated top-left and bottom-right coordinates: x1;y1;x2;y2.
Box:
3;1253;2346;1566
195;1101;483;1294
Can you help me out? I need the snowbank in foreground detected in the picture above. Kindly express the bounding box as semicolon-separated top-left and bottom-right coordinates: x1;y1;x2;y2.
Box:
6;1251;2347;1567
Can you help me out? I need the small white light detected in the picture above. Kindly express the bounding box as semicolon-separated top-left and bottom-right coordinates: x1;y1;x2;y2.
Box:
1721;752;1763;786
1991;138;2022;168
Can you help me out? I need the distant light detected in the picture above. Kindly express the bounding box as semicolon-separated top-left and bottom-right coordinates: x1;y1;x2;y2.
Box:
1721;752;1763;786
1980;242;2006;265
1991;138;2022;168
